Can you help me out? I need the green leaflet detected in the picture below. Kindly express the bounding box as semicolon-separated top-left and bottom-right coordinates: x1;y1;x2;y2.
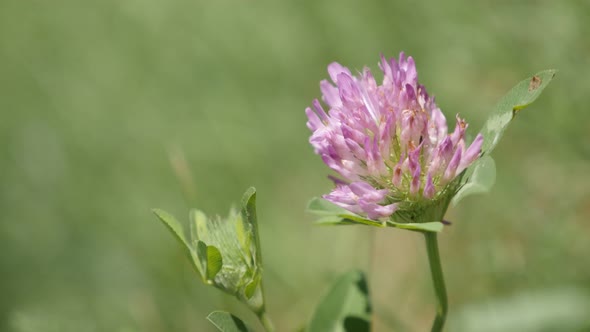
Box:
241;187;262;265
480;69;556;155
153;189;271;329
207;311;254;332
206;245;223;281
455;69;555;204
390;221;444;233
152;208;203;276
452;155;496;206
190;209;209;244
307;270;372;332
152;188;264;311
152;208;190;249
307;198;444;233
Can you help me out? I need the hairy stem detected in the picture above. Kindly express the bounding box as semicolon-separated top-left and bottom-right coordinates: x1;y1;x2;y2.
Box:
424;232;448;332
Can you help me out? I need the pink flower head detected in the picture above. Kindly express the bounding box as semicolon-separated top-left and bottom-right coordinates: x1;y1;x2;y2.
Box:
306;53;483;221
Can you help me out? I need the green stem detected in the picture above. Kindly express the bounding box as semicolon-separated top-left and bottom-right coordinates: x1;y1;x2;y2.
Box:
424;232;448;332
254;281;275;332
257;309;275;332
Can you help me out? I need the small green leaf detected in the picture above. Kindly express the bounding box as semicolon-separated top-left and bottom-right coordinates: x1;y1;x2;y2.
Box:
189;209;209;242
344;214;386;227
152;208;204;277
244;274;261;299
480;69;556;155
196;240;208;281
241;187;262;264
314;216;358;226
235;214;253;260
206;245;223;281
152;209;190;249
315;215;384;227
207;311;254;332
390;221;444;233
309;198;442;232
452;155;497;206
307;270;372;332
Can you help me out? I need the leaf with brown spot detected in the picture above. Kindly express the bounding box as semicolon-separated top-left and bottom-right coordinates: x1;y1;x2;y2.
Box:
456;69;556;204
529;75;542;91
478;69;557;155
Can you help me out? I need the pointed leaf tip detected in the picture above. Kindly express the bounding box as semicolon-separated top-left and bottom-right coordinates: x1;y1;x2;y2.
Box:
153;208;205;278
152;208;190;249
240;187;262;264
480;69;556;155
241;187;257;208
240;187;258;224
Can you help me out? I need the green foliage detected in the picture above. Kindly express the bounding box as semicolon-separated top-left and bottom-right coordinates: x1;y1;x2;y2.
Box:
455;70;556;205
307;197;444;232
452;156;496;206
152;208;190;250
307;270;372;332
152;208;204;277
152;188;264;312
207;311;254;332
241;188;263;267
205;244;223;281
480;70;557;155
2;1;586;331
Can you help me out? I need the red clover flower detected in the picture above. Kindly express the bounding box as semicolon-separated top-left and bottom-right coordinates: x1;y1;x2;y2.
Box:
306;53;483;222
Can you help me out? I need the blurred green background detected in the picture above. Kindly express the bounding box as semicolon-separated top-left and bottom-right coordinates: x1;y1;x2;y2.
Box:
1;0;589;331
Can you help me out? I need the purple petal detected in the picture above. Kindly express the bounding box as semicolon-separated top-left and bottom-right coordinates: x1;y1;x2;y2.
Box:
328;175;349;186
410;164;421;196
429;107;448;144
423;173;435;199
324;185;357;205
457;134;483;174
320;80;342;108
359;201;398;220
443;143;463;183
349;181;387;202
450;114;467;147
327;62;352;84
379;54;393;84
305;107;323;131
337;73;362;107
428;136;453;176
345;138;367;161
408;144;422;174
324;195;364;215
402;56;417;86
312;99;329;123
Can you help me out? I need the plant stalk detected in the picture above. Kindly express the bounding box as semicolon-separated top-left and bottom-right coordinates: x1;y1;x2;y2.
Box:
424;232;448;332
257;309;275;332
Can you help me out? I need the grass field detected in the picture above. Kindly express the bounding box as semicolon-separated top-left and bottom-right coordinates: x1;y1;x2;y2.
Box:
1;0;589;331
